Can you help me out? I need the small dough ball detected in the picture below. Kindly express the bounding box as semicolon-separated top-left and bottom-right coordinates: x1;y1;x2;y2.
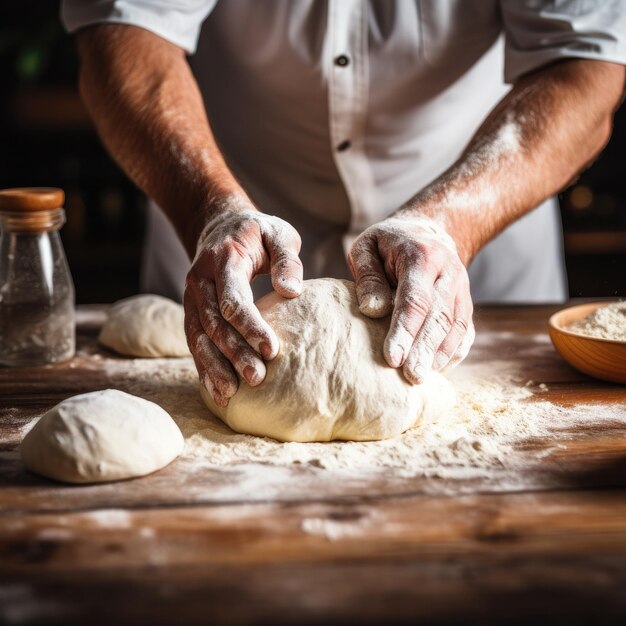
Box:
201;278;454;443
21;390;184;483
99;294;190;358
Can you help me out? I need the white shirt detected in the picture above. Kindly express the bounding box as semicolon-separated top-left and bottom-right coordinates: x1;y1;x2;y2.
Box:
62;0;626;303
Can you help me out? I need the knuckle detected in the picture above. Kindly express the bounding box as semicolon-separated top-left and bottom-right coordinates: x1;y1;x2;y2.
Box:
269;220;301;250
400;243;427;268
208;244;224;263
200;312;220;343
239;219;259;238
350;234;374;258
196;277;217;300
437;345;454;361
274;249;301;270
358;271;387;288
453;316;469;333
230;345;255;370
222;240;243;261
220;297;241;321
402;361;421;386
433;308;454;334
196;245;223;270
402;290;431;319
228;346;245;367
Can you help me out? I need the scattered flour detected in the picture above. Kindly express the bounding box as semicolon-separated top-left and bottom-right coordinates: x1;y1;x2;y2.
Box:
566;301;626;342
301;515;375;541
69;330;626;483
82;509;133;528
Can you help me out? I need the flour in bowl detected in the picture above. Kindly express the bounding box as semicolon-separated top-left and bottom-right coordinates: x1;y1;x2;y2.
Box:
566;301;626;342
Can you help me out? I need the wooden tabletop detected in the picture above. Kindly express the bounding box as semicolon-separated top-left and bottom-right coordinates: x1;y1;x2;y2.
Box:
1;304;625;625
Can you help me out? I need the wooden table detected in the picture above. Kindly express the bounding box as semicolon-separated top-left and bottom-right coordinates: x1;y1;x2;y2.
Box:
1;304;625;625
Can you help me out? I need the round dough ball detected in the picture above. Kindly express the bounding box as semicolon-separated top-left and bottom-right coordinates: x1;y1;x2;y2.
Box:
21;389;184;483
201;278;454;443
99;294;190;358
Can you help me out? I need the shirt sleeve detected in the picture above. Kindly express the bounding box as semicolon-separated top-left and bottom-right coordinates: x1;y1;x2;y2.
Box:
501;0;626;83
60;0;218;54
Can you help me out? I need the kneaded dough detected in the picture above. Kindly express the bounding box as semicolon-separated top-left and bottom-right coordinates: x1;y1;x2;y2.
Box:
99;294;190;358
21;389;184;483
201;278;454;443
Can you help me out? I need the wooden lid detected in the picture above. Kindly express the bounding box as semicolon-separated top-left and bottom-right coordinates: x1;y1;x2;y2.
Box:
0;188;64;212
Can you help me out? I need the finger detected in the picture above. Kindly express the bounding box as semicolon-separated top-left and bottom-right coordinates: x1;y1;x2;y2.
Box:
384;262;437;368
433;294;473;372
402;275;454;384
216;255;280;360
196;334;239;407
447;319;476;369
192;279;267;386
262;222;304;298
269;248;304;298
348;236;393;318
184;295;238;407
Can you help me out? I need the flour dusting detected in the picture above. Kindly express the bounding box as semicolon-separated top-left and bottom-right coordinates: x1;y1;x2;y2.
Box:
301;515;375;541
69;331;626;482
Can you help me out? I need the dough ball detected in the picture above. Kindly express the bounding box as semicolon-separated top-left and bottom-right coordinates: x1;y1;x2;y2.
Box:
21;389;184;483
201;278;454;443
99;294;190;358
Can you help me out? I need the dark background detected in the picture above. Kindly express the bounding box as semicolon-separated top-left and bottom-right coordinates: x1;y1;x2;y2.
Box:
1;3;625;304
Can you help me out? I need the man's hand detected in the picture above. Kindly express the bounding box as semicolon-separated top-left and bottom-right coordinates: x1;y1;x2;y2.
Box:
75;22;624;391
348;215;474;384
184;195;303;407
347;61;625;385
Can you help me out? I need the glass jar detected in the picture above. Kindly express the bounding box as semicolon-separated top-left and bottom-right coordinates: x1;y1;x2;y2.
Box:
0;187;75;366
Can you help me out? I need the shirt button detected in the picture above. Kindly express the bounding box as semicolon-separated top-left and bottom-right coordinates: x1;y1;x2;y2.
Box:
337;140;351;152
335;55;350;67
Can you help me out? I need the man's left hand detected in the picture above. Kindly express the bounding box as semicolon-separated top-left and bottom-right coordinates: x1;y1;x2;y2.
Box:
348;214;475;384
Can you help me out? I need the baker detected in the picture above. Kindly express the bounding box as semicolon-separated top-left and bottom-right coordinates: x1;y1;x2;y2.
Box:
62;1;625;408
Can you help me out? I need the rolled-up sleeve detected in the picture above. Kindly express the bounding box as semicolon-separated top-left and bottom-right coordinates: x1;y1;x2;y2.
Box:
501;0;626;83
60;0;218;54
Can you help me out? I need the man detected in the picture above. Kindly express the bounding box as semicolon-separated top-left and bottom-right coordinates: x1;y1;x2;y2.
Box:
62;1;625;408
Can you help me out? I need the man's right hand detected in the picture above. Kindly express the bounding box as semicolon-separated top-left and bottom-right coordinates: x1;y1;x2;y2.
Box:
184;195;304;407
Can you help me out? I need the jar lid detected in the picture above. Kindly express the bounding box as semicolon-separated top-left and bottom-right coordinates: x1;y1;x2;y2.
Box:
0;187;64;212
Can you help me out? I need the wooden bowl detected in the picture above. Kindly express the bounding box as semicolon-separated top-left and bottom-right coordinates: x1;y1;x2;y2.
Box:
548;302;626;384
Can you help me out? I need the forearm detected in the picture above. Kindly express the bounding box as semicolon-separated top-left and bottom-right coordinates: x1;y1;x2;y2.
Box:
399;59;625;265
77;24;244;256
